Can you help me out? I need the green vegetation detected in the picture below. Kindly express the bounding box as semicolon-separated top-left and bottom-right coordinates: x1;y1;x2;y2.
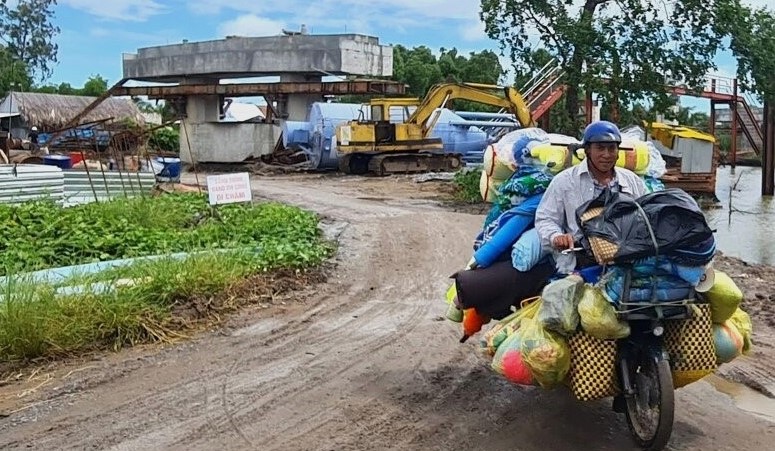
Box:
0;251;296;361
34;74;109;97
0;0;59;85
0;194;333;362
0;194;330;275
148;126;180;154
722;3;775;104
338;45;505;112
453;169;484;204
480;0;740;133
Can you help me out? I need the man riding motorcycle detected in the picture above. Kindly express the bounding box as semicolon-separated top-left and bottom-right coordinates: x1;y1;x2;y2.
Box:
534;120;647;274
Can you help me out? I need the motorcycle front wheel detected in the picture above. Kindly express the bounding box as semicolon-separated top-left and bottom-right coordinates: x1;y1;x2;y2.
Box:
624;351;675;451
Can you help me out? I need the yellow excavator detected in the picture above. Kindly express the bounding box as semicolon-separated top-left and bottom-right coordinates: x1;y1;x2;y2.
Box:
335;82;535;175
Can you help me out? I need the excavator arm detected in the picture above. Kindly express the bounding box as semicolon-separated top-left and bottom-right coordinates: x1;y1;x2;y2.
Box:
407;83;535;137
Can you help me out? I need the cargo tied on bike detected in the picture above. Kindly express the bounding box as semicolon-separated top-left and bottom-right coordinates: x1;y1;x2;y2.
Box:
443;125;752;451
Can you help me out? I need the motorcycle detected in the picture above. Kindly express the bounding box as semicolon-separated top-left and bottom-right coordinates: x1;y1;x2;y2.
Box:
601;263;707;451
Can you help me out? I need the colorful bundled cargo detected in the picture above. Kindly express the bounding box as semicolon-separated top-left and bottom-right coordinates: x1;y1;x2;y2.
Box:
444;126;753;398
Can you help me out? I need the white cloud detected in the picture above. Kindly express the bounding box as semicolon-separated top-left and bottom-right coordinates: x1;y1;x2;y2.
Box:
189;0;480;20
60;0;166;21
216;15;286;38
190;0;484;38
460;20;486;42
89;27;167;43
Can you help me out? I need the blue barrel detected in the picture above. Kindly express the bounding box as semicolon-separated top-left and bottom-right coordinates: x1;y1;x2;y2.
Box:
43;154;72;169
155;157;181;182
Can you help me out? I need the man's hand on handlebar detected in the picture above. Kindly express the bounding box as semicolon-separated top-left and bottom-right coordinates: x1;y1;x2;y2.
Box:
552;233;575;251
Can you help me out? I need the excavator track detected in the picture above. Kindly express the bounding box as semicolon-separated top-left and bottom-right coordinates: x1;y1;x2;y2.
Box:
339;153;462;176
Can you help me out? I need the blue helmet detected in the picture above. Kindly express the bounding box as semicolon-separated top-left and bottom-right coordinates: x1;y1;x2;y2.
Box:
582;120;622;146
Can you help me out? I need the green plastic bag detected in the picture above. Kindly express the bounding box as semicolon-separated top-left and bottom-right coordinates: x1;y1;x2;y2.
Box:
729;307;753;355
518;317;571;389
705;271;743;323
536;275;584;336
481;297;542;356
577;285;630;340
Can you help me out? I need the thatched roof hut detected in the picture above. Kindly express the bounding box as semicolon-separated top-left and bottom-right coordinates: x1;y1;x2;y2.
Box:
0;92;145;131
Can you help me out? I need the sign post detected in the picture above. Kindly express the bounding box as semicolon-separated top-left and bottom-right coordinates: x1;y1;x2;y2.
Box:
206;173;253;206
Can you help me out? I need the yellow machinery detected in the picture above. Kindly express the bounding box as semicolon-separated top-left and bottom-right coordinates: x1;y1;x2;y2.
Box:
335;82;535;175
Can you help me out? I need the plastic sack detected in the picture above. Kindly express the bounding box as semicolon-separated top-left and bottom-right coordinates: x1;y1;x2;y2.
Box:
479;170;499;203
511;228;548;272
620;125;646;141
492;127;549;169
713;321;745;364
529;142;580;174
491;332;535;385
480;144;516;202
705;271;743;323
621;126;667;178
645;142;667;178
518;317;571;388
729;308;753;355
481;312;520;357
481;297;541;356
483;144;516;180
603;269;695;304
617;140;651;175
576;188;715;265
536;275;584;336
578;285;631;340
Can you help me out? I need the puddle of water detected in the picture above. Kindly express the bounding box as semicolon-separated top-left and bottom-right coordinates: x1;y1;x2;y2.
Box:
706;374;775;423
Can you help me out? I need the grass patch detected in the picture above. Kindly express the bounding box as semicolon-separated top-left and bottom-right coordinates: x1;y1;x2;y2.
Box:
0;194;334;364
0;250;328;363
452;168;484;204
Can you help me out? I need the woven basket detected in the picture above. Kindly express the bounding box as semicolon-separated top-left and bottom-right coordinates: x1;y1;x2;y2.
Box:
664;304;717;388
568;331;620;401
579;207;618;264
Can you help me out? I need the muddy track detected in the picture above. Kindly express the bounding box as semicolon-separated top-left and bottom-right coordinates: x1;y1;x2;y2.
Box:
0;174;773;451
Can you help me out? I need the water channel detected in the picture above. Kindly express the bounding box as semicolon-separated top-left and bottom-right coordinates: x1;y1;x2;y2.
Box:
704;166;775;266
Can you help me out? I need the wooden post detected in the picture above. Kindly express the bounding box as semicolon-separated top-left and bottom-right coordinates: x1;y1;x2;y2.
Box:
763;100;775;196
585;90;593;124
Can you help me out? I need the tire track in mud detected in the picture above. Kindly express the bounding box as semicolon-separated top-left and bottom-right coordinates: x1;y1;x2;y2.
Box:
2;176;774;451
168;214;464;449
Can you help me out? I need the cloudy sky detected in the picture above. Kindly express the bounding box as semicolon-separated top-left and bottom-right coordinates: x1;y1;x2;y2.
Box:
50;0;772;107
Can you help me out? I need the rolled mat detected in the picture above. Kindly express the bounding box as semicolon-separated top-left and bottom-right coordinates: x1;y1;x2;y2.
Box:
453;259;555;319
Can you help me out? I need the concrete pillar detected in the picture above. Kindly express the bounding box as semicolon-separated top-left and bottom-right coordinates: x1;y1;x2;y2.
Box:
179;78;222;164
279;74;322;121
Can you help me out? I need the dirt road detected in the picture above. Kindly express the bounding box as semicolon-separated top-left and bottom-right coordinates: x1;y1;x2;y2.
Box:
1;173;774;450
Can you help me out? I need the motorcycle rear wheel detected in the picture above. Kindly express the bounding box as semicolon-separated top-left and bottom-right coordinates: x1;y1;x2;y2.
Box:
624;353;675;451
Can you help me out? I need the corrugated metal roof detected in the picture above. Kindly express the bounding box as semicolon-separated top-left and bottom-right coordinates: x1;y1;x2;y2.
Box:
0;164;64;205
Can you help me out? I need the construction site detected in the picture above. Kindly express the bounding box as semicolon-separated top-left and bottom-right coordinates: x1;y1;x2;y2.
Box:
0;29;769;207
